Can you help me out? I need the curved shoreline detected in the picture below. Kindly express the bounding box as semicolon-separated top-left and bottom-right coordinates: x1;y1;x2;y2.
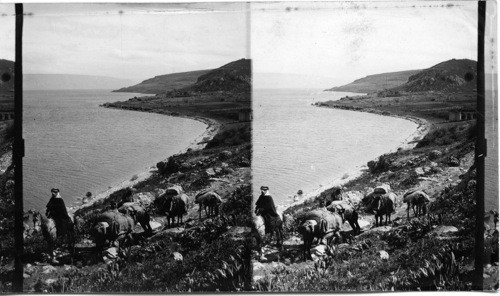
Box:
68;107;221;214
278;106;431;214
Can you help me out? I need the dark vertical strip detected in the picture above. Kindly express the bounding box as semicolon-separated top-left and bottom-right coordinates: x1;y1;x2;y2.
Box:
13;3;23;292
474;0;486;291
246;2;252;290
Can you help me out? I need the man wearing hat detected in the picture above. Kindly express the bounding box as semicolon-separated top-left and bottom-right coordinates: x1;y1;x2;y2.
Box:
255;186;283;246
46;188;72;237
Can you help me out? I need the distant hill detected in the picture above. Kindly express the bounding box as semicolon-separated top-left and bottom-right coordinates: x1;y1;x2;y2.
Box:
113;69;211;94
0;59;15;93
325;70;420;93
327;59;478;95
24;74;136;91
122;59;252;96
184;59;251;93
392;59;477;93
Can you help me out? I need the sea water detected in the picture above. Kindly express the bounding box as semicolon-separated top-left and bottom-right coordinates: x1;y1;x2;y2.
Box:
252;88;419;207
23;89;207;210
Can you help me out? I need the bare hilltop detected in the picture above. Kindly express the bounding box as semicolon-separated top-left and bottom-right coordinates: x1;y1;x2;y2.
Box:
325;69;421;94
326;59;477;95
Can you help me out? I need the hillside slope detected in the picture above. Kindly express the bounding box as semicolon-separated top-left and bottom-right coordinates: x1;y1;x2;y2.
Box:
0;59;14;93
392;59;477;93
325;70;420;93
184;59;251;93
114;69;211;94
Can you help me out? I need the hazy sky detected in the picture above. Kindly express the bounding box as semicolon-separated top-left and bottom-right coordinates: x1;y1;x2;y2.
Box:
252;1;478;88
0;5;15;61
1;3;249;82
0;2;479;88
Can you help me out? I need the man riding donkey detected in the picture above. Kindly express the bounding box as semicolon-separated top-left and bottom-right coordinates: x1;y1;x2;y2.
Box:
255;186;283;248
42;188;76;263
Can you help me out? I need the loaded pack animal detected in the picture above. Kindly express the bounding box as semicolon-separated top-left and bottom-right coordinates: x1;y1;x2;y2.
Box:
372;193;395;227
254;207;283;248
195;190;223;219
92;210;135;252
363;185;396;227
403;190;430;218
40;213;76;263
118;202;153;236
154;187;188;227
326;201;361;235
169;193;189;226
297;209;342;260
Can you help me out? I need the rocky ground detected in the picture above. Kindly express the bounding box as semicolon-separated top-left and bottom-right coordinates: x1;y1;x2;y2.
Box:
0;139;14;292
252;148;478;283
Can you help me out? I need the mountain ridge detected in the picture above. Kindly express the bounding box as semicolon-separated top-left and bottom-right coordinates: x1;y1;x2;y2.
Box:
0;59;15;93
179;58;251;94
325;69;421;93
326;58;477;94
392;59;477;93
113;69;212;94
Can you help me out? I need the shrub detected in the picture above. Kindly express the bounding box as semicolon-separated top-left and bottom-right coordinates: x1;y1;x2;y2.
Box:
221;185;252;227
416;123;476;148
205;125;251;149
63;218;251;292
157;156;181;175
367;155;392;174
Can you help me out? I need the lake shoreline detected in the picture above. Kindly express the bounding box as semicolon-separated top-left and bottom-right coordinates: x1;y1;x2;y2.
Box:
67;105;222;214
276;103;431;214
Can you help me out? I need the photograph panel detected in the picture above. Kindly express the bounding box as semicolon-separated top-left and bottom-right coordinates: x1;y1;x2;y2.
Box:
20;3;252;292
250;1;497;291
0;3;16;292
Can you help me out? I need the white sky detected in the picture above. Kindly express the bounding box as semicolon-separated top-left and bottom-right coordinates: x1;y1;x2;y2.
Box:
1;3;249;82
0;2;481;87
0;5;15;61
251;1;478;88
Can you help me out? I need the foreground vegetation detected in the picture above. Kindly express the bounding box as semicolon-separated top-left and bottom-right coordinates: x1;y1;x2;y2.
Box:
0;131;14;292
257;165;478;291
